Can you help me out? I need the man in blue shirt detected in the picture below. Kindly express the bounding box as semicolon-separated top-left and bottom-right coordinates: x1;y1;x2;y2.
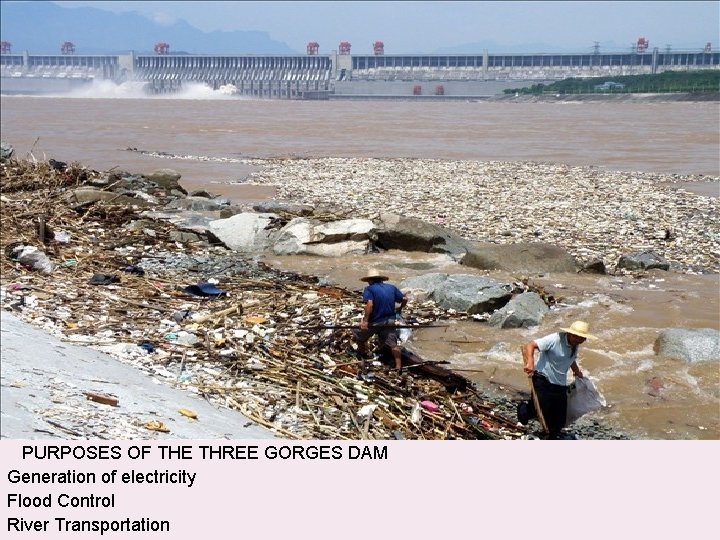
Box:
517;320;597;439
353;268;407;375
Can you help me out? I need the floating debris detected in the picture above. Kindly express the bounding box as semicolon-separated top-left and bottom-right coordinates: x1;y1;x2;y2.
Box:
240;157;719;274
1;156;531;440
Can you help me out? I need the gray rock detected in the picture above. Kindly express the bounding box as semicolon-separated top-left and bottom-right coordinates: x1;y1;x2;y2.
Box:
219;205;249;219
401;273;512;314
272;218;375;256
123;219;157;232
487;292;549;328
128;191;160;205
106;174;148;191
579;258;607;274
397;273;451;302
312;203;347;216
189;189;214;198
168;230;202;243
253;200;314;216
374;213;472;257
461;242;577;274
209;212;279;252
0;141;14;160
654;328;720;363
165;196;223;212
63;188;152;208
87;176;112;188
617;250;670;271
146;168;181;187
139;211;215;235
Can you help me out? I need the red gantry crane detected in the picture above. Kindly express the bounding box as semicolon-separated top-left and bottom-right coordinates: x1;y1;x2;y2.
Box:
338;41;351;55
373;41;384;55
61;41;75;54
0;41;11;54
636;37;649;53
154;42;170;55
307;41;319;55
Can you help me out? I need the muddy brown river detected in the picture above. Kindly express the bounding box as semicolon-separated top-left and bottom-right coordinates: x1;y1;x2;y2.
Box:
1;90;718;439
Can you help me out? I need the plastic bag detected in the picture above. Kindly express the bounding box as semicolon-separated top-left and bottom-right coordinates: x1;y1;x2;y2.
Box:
12;245;55;274
410;401;422;425
395;315;412;343
566;377;606;426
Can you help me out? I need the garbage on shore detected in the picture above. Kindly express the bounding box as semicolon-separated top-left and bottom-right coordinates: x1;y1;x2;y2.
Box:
1;157;530;440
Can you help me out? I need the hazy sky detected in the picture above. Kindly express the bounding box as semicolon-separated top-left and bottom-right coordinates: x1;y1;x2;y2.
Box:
54;1;720;54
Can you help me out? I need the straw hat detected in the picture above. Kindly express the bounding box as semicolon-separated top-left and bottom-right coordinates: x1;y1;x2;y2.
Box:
360;268;389;282
560;320;598;340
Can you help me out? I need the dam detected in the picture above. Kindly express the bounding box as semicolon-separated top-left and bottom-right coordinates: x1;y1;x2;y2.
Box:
1;47;718;98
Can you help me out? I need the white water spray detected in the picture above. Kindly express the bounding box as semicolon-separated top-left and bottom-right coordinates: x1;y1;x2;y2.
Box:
45;80;248;100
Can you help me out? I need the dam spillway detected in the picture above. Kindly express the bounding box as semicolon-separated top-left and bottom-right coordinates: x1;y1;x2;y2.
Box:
1;49;718;98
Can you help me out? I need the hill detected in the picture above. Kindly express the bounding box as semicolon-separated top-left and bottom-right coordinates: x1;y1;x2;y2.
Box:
0;1;295;55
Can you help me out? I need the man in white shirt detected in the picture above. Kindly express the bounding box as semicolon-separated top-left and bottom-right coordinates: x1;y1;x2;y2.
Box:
517;320;597;439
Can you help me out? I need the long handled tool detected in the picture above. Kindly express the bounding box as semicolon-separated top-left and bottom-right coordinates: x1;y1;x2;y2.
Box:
404;360;451;370
528;373;549;433
299;323;449;331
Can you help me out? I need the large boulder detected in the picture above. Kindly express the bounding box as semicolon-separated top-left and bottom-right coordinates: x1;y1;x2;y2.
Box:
400;273;512;314
253;200;314;217
617;251;670;272
374;213;472;257
653;328;720;363
272;218;375;256
208;213;279;252
487;292;549;328
461;242;577;273
145;169;185;192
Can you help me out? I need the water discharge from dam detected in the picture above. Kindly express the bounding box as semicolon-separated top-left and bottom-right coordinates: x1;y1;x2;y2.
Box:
54;80;247;100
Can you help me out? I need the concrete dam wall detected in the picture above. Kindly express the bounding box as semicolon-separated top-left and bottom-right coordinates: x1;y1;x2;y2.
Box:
2;49;718;98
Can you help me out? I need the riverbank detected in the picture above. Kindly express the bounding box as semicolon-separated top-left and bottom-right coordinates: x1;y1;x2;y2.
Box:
230;156;720;274
328;92;720;103
0;155;635;440
490;91;720;102
0;311;275;440
1;151;717;439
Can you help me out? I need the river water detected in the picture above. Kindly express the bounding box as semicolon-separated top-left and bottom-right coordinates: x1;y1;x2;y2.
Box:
1;84;718;439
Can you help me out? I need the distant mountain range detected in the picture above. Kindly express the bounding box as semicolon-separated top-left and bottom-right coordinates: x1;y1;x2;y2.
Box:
0;1;296;55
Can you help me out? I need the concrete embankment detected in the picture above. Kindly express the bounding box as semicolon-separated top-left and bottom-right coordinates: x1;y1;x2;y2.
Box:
0;311;275;440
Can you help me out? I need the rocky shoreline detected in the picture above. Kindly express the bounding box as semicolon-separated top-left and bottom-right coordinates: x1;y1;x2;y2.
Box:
124;148;719;274
1;142;718;440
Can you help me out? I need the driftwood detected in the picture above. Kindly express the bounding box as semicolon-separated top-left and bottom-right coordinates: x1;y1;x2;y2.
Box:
0;156;533;440
84;392;119;406
378;347;471;393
